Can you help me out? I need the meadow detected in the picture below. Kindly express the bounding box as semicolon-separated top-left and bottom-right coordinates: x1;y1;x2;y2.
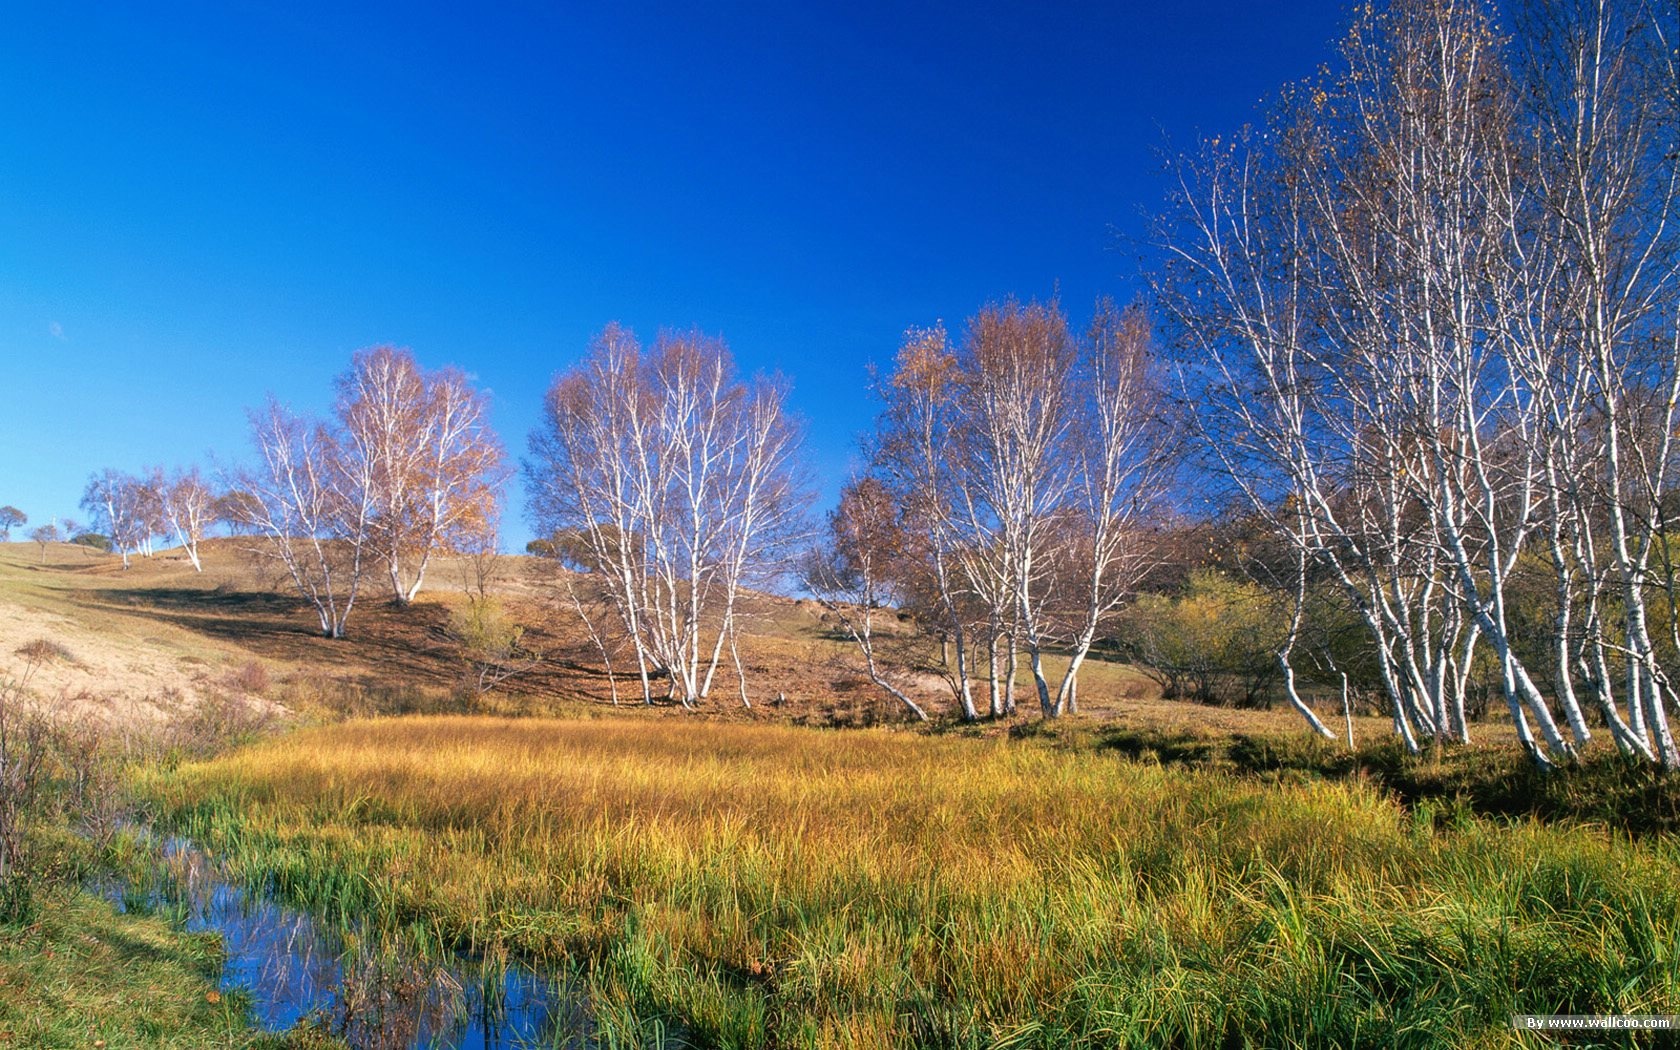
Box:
5;542;1678;1046
136;716;1680;1048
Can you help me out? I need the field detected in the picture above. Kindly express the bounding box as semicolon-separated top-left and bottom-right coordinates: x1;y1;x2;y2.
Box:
137;717;1680;1048
4;540;1679;1047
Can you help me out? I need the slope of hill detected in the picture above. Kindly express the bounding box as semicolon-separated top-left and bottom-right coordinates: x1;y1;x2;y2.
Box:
0;537;1392;743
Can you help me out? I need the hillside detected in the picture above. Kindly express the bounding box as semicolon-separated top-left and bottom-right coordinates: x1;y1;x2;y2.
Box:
0;537;1391;742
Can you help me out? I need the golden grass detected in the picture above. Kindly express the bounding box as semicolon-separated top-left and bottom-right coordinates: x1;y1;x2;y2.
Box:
140;716;1680;1048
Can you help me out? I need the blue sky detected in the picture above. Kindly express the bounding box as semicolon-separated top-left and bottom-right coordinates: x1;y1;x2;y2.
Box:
0;1;1345;546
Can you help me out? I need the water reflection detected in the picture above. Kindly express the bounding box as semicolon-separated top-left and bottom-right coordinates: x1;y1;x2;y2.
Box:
96;836;594;1049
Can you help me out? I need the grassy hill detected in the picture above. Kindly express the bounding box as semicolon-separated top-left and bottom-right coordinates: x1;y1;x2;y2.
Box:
0;536;1397;743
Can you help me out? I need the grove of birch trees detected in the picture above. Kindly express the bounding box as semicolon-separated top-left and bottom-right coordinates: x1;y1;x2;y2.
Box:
524;326;805;707
1157;0;1680;768
801;299;1169;723
78;467;213;571
236;346;505;637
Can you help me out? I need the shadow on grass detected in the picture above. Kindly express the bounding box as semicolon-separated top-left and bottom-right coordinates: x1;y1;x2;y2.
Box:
94;921;221;975
87;584;466;685
1011;718;1680;835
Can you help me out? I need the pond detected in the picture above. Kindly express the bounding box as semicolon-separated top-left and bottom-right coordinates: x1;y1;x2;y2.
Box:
94;833;595;1049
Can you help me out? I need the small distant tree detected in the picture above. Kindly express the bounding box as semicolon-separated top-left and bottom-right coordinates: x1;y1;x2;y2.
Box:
157;467;216;571
212;489;262;536
527;527;611;573
28;524;59;563
79;470;145;569
0;507;24;542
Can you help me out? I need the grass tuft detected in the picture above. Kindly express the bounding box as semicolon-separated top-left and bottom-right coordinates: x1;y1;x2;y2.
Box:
14;637;76;664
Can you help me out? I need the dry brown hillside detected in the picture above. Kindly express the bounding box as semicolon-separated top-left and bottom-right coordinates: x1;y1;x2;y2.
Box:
0;538;1384;739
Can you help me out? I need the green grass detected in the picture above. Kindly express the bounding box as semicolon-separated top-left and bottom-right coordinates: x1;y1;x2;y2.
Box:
135;715;1680;1048
0;890;329;1049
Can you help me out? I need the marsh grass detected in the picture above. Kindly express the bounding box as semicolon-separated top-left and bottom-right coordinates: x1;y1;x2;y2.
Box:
0;871;331;1049
136;716;1680;1048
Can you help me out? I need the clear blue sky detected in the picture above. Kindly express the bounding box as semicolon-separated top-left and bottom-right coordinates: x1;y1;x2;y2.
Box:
0;1;1345;547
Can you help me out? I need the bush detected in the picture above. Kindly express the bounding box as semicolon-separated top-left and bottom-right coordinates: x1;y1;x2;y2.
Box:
0;668;127;922
1117;570;1287;706
223;659;271;694
14;638;75;664
70;532;111;552
446;598;538;695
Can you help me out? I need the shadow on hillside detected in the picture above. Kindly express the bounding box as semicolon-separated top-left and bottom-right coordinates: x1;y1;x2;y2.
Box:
86;585;463;687
93;585;299;619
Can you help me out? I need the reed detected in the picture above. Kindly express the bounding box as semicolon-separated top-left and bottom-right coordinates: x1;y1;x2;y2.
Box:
138;716;1680;1048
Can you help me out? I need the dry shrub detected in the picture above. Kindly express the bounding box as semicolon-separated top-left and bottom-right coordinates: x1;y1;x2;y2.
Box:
223;659;271;695
0;670;47;913
164;691;278;757
13;638;74;664
1;671;128;920
54;712;128;854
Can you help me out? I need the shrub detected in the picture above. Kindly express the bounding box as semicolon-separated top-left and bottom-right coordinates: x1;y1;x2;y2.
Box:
223;659;271;695
446;598;538;695
13;638;74;664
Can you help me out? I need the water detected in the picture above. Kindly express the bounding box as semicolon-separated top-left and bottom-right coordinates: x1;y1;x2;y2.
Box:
94;834;595;1049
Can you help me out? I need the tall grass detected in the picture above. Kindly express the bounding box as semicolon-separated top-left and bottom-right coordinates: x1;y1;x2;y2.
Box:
137;717;1680;1048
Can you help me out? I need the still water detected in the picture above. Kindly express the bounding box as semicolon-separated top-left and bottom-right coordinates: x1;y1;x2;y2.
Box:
96;835;594;1049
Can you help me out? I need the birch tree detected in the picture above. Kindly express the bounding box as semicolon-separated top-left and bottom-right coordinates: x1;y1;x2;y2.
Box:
1158;3;1536;754
871;300;1168;721
154;467;216;571
1510;0;1680;768
951;300;1167;718
1158;0;1680;766
337;346;506;604
526;325;805;707
871;325;983;721
802;476;930;721
79;470;145;569
132;473;164;559
234;400;376;638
